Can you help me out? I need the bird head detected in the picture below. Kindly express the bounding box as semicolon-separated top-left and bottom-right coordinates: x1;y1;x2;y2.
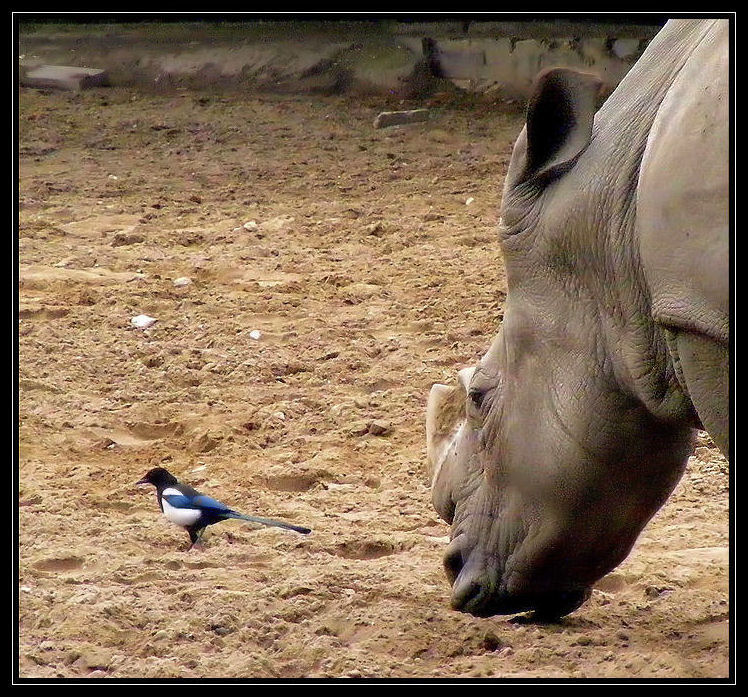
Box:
136;467;178;488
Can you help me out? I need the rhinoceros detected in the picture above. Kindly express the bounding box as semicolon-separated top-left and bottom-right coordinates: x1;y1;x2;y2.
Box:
425;18;730;619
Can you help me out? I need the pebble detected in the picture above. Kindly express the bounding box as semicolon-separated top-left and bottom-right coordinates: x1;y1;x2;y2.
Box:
348;421;369;437
249;329;262;340
173;277;192;287
367;420;392;436
70;647;112;671
130;314;157;329
373;109;429;129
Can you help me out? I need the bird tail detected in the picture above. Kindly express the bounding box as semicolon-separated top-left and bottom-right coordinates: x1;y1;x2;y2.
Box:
225;511;311;535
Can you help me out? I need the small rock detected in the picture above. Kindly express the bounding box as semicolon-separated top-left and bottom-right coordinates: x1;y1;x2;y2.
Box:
611;38;641;59
249;329;262;340
645;584;674;599
21;65;110;91
481;630;505;652
72;647;112;671
111;232;144;247
191;432;220;453
422;212;444;222
366;221;385;237
465;197;475;205
367;420;392;436
243;220;258;231
373;109;429;129
173;276;192;287
348;421;370;437
130;314;157;329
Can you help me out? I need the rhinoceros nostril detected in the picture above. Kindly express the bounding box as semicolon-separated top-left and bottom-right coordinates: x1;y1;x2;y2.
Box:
443;544;465;585
450;572;488;613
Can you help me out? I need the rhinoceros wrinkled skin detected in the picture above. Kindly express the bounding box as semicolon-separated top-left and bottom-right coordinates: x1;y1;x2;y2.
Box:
425;18;730;620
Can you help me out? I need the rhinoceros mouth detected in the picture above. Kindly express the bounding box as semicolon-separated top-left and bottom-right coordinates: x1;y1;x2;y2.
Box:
453;578;591;620
446;533;592;619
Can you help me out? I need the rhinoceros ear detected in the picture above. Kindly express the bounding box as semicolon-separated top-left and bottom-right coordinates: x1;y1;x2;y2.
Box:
516;68;602;185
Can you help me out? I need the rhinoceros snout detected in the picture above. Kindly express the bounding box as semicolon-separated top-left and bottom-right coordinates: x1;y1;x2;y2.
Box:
445;537;591;618
444;535;497;614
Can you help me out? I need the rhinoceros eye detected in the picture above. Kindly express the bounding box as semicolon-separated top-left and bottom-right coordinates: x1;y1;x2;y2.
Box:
468;387;486;410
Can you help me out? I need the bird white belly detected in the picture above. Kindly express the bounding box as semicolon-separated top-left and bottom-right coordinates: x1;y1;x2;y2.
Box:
162;496;201;527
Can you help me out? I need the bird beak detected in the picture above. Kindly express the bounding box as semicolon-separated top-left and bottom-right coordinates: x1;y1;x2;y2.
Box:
135;477;149;485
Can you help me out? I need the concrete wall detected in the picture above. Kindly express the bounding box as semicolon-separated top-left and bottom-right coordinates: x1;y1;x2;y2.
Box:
18;20;664;98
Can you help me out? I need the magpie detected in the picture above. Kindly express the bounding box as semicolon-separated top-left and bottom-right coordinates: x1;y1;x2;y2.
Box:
136;467;311;549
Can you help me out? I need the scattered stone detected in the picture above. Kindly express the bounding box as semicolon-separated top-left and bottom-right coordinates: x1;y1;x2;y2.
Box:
111;232;144;247
422;212;444;222
612;38;642;59
365;221;385;236
373;109;430;129
22;65;110;91
191;432;220;453
348;421;370;437
243;220;259;231
130;314;157;329
645;584;674;599
249;329;262;340
465;197;475;205
173;276;192;287
25;652;48;666
71;646;112;671
367;420;392;436
481;630;505;653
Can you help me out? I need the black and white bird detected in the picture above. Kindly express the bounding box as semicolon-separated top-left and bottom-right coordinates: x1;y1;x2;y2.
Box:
136;467;311;549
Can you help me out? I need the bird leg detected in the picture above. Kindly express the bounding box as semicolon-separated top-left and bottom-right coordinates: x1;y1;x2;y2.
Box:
187;525;206;551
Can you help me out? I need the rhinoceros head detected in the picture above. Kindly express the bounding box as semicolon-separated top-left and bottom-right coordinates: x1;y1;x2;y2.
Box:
426;67;697;619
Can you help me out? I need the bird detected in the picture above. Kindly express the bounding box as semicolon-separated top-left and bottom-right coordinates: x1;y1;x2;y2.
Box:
136;467;311;549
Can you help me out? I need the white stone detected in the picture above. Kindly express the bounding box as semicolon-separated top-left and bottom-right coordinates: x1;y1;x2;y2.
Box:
131;314;157;329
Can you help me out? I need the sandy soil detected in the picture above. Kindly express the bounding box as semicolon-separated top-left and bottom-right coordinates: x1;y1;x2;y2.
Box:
17;85;730;680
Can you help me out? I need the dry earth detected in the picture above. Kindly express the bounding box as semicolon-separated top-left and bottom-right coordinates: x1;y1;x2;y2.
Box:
17;84;730;680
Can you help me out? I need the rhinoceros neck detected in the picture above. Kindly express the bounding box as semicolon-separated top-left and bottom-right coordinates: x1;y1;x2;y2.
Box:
565;22;720;424
591;20;720;190
596;19;720;138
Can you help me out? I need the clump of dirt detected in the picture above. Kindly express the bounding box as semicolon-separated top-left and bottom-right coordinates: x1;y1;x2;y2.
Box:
18;85;728;679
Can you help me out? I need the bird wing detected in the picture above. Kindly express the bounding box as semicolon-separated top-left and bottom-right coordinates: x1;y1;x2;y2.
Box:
161;492;197;509
192;494;233;514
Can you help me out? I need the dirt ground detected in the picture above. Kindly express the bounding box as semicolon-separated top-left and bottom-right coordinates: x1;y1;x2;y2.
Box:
17;84;730;681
